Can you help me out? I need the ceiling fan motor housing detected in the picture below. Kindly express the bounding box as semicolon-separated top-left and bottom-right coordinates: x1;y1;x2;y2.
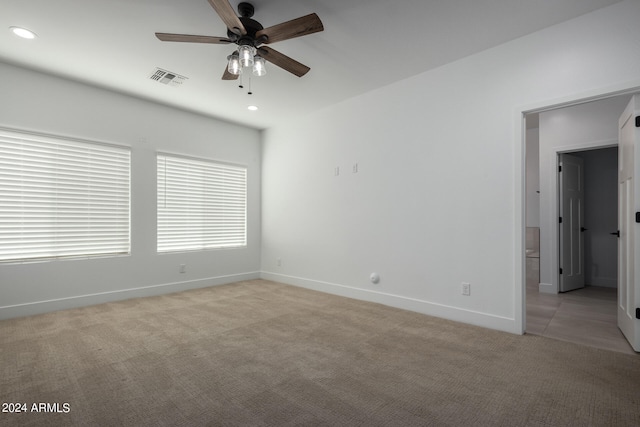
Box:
237;2;254;18
227;3;264;47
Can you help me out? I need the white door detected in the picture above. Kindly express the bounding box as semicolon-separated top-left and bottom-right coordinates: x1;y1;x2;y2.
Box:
618;95;640;352
559;153;585;292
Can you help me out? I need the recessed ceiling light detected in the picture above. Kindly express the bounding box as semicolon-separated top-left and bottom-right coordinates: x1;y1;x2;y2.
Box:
247;105;258;111
10;26;37;39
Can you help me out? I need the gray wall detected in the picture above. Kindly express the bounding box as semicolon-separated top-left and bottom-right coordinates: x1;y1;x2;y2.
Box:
0;62;262;319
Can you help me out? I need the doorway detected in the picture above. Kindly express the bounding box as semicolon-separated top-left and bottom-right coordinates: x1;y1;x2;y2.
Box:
523;95;635;354
561;148;619;290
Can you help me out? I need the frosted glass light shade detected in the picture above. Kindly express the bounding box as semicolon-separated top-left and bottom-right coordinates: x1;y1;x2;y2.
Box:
252;56;266;76
238;45;255;68
227;52;241;75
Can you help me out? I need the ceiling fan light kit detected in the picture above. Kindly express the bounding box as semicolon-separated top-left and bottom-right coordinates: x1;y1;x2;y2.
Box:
156;0;323;89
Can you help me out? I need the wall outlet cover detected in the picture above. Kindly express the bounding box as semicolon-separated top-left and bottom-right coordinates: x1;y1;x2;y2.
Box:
461;282;471;296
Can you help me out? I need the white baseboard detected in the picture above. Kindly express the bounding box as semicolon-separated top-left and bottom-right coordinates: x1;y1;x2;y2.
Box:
539;282;556;294
0;271;261;320
261;272;519;334
587;277;617;288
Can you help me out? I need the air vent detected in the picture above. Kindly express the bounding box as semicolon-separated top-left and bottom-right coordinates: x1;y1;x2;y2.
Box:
149;68;188;87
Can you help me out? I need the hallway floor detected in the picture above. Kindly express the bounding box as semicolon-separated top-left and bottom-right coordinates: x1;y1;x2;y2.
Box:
526;280;636;355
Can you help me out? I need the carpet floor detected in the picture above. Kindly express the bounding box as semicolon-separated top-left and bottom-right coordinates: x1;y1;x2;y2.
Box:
1;279;639;426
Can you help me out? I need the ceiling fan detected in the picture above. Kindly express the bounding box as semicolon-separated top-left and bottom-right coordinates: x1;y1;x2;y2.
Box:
155;0;324;81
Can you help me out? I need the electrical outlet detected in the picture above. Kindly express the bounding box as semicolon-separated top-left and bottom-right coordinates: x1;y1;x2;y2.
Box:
461;282;471;296
179;264;186;274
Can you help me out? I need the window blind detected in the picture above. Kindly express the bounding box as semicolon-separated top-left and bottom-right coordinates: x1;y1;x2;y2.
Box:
157;154;247;252
0;129;131;262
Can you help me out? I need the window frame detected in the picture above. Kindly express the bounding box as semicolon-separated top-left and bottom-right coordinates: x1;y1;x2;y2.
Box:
156;152;248;253
0;127;131;263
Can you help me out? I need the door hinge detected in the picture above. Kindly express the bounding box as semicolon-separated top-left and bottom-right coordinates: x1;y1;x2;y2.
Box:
636;212;640;223
559;165;562;172
559;268;563;275
636;116;640;128
559;217;563;223
636;308;640;319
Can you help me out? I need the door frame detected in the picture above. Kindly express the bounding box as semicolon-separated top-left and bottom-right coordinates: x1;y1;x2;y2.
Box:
515;83;640;335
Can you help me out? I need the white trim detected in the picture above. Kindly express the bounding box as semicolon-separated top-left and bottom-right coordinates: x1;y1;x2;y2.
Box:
519;81;640;115
538;282;555;294
0;125;130;150
156;150;248;169
514;110;527;334
554;139;619;153
261;272;518;334
0;271;260;320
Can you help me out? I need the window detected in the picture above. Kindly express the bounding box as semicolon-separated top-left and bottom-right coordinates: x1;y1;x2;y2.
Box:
157;153;247;252
0;128;130;262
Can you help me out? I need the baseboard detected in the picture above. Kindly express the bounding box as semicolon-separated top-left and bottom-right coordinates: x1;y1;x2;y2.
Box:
587;277;617;288
0;271;261;320
261;272;518;334
539;282;556;294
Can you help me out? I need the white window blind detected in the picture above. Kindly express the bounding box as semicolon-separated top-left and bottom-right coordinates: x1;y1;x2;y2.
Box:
157;154;247;252
0;128;131;262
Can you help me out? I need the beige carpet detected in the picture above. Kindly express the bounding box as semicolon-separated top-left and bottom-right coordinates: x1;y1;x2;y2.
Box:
1;279;639;426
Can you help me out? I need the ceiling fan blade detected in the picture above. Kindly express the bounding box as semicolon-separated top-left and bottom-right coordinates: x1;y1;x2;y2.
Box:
257;46;310;77
155;33;232;44
207;0;246;36
222;66;239;80
256;13;323;44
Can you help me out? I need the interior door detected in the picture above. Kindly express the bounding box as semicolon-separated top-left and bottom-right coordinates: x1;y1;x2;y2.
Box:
559;153;585;292
618;95;640;352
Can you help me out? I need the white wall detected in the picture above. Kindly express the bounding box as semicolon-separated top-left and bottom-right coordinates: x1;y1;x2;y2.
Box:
0;62;262;319
261;0;640;333
539;96;629;293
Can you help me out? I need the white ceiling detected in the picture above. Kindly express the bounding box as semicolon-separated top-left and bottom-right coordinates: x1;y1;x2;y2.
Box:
0;0;621;130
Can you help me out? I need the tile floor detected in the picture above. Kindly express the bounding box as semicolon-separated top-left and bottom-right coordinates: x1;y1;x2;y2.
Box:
525;274;636;355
